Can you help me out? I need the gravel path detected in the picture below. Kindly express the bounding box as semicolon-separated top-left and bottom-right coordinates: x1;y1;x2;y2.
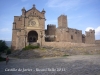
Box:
0;55;100;75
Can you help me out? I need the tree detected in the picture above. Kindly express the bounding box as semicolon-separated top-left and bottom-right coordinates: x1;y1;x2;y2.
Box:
0;40;8;56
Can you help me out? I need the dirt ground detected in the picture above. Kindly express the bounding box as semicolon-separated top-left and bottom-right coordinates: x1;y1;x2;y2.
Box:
0;55;100;75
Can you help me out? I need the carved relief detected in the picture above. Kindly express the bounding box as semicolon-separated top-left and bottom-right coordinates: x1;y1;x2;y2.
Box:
28;18;39;27
30;20;36;25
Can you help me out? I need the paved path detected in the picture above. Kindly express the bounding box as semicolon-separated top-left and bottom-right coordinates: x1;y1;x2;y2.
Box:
0;55;100;75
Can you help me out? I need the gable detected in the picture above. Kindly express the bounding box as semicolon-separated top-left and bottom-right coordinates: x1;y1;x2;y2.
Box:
25;6;44;18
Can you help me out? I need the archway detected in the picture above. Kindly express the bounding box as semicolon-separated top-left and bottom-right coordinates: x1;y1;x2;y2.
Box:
28;31;38;42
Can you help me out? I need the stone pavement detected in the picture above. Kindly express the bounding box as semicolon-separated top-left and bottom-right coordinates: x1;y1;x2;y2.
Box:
0;55;100;75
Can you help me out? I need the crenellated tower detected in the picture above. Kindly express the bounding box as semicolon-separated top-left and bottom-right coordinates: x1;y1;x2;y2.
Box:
45;24;56;42
85;29;95;44
47;24;56;35
58;15;68;28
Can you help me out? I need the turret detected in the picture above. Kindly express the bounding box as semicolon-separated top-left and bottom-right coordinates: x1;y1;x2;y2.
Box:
32;4;36;9
21;7;26;17
41;9;46;14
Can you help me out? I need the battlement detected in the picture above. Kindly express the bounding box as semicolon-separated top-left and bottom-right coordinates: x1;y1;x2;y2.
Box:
47;24;56;28
85;29;95;36
47;24;56;26
89;29;95;33
68;28;82;34
58;14;67;18
86;29;95;33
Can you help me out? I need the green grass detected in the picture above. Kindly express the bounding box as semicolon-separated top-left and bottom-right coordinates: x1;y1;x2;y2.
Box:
40;48;46;50
63;54;70;57
22;45;39;50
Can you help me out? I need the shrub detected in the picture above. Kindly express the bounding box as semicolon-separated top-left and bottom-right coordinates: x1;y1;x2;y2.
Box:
22;45;39;50
6;48;11;55
63;54;70;57
0;57;6;61
0;40;8;56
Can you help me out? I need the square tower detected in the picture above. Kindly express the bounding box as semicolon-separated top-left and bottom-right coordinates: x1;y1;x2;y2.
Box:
85;29;95;44
58;15;68;28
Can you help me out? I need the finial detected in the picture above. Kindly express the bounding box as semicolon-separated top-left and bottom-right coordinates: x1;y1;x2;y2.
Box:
42;9;45;11
22;7;26;11
33;4;35;7
23;7;25;9
42;8;45;14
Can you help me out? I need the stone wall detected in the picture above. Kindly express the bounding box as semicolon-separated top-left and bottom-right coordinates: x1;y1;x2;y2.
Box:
68;28;82;43
43;42;96;48
95;40;100;45
56;28;82;43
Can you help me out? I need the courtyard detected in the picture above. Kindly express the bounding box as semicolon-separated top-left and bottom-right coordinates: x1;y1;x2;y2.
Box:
0;55;100;75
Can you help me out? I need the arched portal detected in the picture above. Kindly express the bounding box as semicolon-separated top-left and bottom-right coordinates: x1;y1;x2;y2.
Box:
28;31;38;42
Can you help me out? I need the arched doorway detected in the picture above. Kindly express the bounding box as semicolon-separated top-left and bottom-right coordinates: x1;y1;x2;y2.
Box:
28;31;38;42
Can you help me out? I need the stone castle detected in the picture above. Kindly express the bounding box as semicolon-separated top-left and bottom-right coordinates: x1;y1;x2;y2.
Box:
11;5;96;50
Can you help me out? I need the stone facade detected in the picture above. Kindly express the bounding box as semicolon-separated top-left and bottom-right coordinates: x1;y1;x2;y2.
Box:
12;5;46;50
12;5;96;50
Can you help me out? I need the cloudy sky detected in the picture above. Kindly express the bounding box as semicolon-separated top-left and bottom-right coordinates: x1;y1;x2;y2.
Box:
0;0;100;41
